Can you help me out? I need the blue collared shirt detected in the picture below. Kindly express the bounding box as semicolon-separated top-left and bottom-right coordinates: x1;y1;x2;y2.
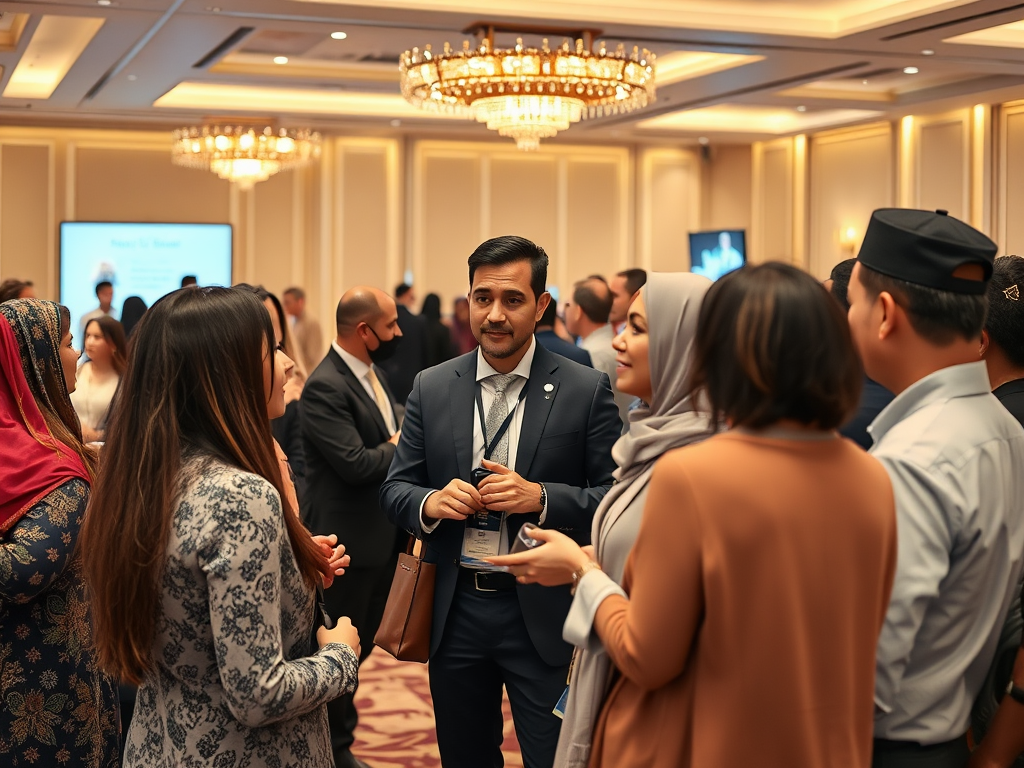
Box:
871;361;1024;744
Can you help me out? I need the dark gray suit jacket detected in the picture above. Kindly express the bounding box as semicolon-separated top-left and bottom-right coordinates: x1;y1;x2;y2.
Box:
379;341;621;666
301;348;401;570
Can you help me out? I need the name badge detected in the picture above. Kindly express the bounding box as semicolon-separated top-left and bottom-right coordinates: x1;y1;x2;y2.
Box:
461;511;505;570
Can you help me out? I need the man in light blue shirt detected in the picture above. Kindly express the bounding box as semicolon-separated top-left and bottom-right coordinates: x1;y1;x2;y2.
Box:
847;208;1024;768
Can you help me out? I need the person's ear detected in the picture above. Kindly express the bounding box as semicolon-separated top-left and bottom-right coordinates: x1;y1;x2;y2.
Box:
535;292;551;322
877;292;898;341
980;329;991;358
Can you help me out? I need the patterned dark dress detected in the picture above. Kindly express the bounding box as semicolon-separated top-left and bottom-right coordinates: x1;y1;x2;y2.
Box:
0;298;120;767
124;456;357;767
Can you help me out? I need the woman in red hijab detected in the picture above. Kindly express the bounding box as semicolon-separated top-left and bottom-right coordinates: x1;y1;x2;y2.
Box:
0;299;119;767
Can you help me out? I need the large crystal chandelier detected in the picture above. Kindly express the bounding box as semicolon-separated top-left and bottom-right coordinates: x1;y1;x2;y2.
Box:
171;124;321;189
400;28;656;151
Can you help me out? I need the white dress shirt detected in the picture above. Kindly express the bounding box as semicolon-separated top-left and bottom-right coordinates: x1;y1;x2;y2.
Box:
420;336;548;544
332;340;397;434
871;361;1024;744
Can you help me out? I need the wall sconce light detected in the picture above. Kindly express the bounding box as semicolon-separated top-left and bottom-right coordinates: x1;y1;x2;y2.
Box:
839;226;859;253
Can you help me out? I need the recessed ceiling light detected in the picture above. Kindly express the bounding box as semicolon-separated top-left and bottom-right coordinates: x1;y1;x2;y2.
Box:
331;31;348;40
273;56;288;65
904;66;919;74
97;0;112;5
862;79;869;85
698;136;710;145
921;49;935;56
127;74;137;81
795;105;807;112
390;119;401;127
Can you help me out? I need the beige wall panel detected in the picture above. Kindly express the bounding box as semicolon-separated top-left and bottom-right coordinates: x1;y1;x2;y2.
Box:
252;170;295;298
1003;111;1024;255
1;145;50;293
705;145;753;232
75;148;230;224
761;145;793;263
809;127;893;279
488;156;558;253
650;160;695;272
420;155;481;305
340;149;390;295
566;160;620;284
919;121;966;218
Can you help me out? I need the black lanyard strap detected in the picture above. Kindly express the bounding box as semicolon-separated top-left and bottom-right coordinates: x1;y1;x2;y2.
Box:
475;378;530;462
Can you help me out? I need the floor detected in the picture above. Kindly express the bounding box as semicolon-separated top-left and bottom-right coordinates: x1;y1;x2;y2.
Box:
352;650;524;768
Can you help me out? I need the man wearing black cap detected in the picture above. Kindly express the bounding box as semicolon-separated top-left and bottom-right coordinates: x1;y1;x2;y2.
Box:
846;209;1024;768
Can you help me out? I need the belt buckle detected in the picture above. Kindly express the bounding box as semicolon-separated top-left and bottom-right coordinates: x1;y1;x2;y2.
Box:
474;571;497;592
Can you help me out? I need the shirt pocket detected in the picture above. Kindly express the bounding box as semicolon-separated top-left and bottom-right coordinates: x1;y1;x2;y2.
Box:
538;430;580;451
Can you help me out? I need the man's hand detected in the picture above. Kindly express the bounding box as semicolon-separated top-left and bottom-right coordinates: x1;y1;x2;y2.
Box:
389;430;402;445
423;479;484;521
477;459;542;515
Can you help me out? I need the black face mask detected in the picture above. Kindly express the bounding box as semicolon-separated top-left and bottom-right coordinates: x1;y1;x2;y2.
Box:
366;325;402;363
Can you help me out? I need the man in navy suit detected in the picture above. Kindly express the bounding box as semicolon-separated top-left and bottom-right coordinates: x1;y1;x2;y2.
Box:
380;236;621;768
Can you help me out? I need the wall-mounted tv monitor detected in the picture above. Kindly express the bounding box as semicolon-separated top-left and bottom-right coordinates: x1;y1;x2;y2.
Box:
60;222;232;331
688;229;746;281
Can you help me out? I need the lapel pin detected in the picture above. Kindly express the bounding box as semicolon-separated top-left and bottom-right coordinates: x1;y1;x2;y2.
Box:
544;383;554;392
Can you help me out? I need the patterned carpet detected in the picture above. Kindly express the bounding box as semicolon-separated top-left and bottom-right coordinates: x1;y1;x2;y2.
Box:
352;651;524;768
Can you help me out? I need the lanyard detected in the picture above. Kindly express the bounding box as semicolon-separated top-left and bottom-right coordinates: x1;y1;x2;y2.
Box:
475;378;530;462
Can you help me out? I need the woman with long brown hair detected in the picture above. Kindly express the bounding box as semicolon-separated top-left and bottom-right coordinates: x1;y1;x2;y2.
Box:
81;286;360;767
0;299;119;767
71;315;126;442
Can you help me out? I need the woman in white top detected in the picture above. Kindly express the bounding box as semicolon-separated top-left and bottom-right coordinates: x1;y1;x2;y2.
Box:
71;315;125;441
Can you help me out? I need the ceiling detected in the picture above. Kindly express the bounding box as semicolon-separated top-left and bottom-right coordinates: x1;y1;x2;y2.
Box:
5;0;1024;145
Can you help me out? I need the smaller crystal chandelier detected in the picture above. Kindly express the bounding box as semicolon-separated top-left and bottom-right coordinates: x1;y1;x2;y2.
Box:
400;27;656;151
171;124;321;189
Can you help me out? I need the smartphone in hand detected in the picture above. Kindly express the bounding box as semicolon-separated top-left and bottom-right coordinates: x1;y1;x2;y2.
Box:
511;522;542;555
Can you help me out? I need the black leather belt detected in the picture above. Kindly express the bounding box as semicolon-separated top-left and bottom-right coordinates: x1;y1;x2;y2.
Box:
457;568;517;592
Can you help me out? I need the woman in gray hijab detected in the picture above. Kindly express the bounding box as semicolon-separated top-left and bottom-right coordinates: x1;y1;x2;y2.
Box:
488;271;714;767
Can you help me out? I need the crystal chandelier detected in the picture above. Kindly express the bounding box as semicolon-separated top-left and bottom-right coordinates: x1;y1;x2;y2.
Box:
171;124;321;189
400;29;656;151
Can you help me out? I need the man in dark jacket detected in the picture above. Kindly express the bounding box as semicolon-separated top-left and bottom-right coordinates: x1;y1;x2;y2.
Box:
301;286;404;768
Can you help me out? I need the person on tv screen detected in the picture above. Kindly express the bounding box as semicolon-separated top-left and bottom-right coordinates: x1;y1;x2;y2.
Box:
693;232;744;281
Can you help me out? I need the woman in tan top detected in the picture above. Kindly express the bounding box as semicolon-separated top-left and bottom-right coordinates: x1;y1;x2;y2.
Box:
508;263;897;768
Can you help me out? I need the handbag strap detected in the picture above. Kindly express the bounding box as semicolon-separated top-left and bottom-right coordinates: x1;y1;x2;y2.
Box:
405;533;423;560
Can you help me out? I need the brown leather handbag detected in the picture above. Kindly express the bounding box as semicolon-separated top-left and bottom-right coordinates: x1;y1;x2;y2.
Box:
373;535;435;663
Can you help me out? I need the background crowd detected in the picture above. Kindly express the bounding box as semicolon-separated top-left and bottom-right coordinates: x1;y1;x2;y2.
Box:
1;209;1024;768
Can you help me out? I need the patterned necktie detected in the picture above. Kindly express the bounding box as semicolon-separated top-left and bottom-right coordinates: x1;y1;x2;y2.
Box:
366;367;392;430
484;373;517;467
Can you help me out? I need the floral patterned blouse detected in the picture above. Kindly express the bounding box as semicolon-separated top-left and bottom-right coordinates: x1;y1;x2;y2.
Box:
124;457;357;768
0;478;120;767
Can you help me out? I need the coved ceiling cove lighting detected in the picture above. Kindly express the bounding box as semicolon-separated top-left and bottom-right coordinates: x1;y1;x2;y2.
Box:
4;16;105;99
400;27;655;151
171;124;321;189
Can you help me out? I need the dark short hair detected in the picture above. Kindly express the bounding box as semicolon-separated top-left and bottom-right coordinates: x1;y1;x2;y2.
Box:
95;281;113;295
857;263;988;345
617;268;647;296
986;256;1024;368
538;298;558;328
395;283;413;299
0;278;32;303
573;279;613;324
468;236;548;300
180;275;197;287
828;258;856;311
689;262;863;431
283;286;305;300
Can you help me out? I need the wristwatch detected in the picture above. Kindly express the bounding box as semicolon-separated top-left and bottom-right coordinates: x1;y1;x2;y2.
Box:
538;483;547;512
570;560;601;595
1005;679;1024;705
